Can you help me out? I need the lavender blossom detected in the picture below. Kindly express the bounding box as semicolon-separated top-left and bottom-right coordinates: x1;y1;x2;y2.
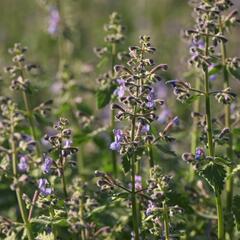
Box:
41;155;53;174
38;178;52;196
157;108;171;124
18;155;29;173
135;175;142;191
114;78;126;98
48;8;60;35
140;124;150;134
195;147;205;161
146;90;156;109
146;200;156;216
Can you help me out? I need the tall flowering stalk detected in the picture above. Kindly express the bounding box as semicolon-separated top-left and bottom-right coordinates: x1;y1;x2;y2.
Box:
110;35;169;239
216;3;240;237
178;1;238;239
0;98;33;240
95;12;125;176
6;43;42;157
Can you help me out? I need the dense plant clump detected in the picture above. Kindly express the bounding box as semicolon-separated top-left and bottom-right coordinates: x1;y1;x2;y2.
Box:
0;0;240;239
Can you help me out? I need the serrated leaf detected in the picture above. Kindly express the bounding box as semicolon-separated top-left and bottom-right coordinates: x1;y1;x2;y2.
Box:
214;156;232;167
52;218;68;227
122;155;131;173
96;86;115;109
228;66;240;80
227;164;240;179
233;195;240;231
200;163;226;194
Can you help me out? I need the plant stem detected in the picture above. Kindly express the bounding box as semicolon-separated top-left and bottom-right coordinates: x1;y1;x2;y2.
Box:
163;201;170;240
10;111;33;240
130;110;140;240
219;17;233;238
189;76;201;182
148;145;154;168
22;91;41;156
60;151;68;198
204;34;224;239
111;43;117;176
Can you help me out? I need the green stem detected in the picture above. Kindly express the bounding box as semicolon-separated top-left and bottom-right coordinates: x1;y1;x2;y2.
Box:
22;91;41;157
111;43;117;177
189;76;201;182
10;111;33;240
204;34;224;239
216;194;224;240
148;145;154;168
130;112;140;240
163;201;170;240
219;17;233;234
60;151;68;198
49;207;57;239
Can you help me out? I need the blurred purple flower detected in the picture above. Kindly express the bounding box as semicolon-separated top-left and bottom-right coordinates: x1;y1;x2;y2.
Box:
140;124;150;133
154;81;168;99
41;155;53;174
114;79;126;98
48;8;60;35
146;90;156;109
172;116;180;126
157;108;171;124
110;129;124;152
18;155;29;173
110;141;121;151
63;139;72;148
195;147;205;161
38;178;52;196
135;175;142;191
146;200;156;216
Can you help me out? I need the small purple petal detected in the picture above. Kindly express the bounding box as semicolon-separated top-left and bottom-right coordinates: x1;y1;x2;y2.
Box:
110;141;121;151
18;156;29;173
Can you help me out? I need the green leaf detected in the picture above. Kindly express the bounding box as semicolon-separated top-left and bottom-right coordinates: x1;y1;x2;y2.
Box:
227;164;240;179
228;66;240;80
208;64;222;76
155;144;177;157
233;195;240;231
200;162;226;194
214;156;232;167
122;155;131;173
96;86;115;109
185;95;201;104
52;218;68;227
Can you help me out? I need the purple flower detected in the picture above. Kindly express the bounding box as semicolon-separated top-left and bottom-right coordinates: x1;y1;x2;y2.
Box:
113;129;124;142
114;79;126;98
154;81;168;99
135;175;142;191
146;90;155;109
41;155;53;174
38;178;52;196
157;108;171;124
48;8;60;35
63;139;72;148
140;124;150;133
110;141;121;151
146;201;156;216
195;147;205;161
110;129;124;152
172;116;180;126
18;156;29;173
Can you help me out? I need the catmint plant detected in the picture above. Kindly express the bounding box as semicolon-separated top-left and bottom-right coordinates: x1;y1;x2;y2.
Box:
175;0;239;239
0;97;34;240
96;35;181;240
94;12;126;176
